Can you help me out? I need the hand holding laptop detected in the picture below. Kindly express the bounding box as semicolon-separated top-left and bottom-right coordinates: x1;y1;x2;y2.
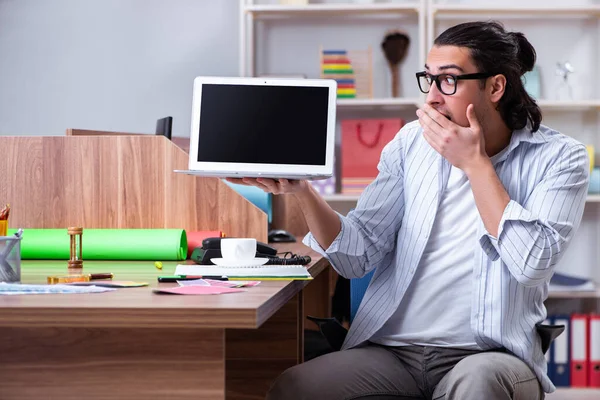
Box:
229;176;341;253
225;177;309;195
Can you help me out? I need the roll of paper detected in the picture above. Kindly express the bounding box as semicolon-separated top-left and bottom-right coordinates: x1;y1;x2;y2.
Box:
8;229;187;260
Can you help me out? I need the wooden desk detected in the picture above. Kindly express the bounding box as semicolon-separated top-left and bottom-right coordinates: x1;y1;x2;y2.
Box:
0;243;329;399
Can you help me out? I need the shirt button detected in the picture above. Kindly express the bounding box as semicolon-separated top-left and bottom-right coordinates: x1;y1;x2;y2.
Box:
474;313;479;319
410;269;415;274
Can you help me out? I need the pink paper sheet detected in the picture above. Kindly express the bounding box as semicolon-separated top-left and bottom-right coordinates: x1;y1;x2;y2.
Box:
154;286;245;295
204;279;260;288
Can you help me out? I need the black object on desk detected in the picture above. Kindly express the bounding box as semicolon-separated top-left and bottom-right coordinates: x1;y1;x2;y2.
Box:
268;229;296;243
158;275;228;283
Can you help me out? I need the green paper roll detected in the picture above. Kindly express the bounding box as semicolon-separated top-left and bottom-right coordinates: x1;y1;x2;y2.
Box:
8;229;187;261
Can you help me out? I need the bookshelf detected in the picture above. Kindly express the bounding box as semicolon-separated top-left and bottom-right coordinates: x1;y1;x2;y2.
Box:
239;0;427;102
327;194;600;204
336;97;421;109
430;4;600;17
335;98;600;111
429;1;600;395
547;288;600;299
243;2;600;393
244;2;422;15
538;100;600;112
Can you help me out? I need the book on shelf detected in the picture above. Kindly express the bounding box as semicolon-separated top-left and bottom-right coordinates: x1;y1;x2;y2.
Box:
549;273;595;292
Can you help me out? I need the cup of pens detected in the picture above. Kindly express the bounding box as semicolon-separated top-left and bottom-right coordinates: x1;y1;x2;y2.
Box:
0;228;22;284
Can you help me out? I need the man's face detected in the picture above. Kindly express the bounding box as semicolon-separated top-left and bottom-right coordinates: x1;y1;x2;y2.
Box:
423;45;488;128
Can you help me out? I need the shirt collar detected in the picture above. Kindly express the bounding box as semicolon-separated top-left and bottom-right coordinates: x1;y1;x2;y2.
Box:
492;124;547;164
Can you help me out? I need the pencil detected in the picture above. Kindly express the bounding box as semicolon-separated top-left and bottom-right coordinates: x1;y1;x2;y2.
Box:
0;204;10;220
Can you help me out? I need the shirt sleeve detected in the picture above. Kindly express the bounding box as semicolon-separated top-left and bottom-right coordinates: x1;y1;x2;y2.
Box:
303;132;407;279
479;143;590;287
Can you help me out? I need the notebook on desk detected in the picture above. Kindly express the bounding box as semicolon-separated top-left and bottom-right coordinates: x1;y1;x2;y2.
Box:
174;76;337;180
175;264;312;279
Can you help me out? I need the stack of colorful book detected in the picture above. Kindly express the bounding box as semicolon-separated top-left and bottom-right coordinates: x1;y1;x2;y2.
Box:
321;49;356;99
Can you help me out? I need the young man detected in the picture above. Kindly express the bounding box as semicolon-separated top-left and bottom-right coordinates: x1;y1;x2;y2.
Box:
229;21;589;399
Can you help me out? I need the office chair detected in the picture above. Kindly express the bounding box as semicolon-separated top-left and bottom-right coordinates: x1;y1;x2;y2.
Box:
307;270;374;352
155;116;173;140
350;270;374;322
309;268;562;354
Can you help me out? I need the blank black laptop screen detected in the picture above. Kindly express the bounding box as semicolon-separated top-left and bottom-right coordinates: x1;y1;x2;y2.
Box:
197;84;329;165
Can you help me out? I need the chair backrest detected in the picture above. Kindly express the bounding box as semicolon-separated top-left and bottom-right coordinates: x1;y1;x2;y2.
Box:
155;116;173;140
350;269;375;323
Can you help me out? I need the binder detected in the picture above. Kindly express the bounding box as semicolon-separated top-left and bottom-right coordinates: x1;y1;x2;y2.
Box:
571;314;589;387
552;315;571;387
590;314;600;387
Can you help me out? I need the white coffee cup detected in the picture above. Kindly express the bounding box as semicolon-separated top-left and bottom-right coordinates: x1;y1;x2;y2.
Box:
220;238;257;261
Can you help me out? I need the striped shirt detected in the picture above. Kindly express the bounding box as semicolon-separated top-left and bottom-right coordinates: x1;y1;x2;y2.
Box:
304;120;589;393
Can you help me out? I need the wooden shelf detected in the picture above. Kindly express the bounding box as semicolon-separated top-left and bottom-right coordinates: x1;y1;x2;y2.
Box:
586;195;600;203
326;194;600;204
547;388;600;399
337;97;420;109
334;99;600;111
432;4;600;17
323;194;361;202
538;100;600;111
548;287;600;299
245;3;422;17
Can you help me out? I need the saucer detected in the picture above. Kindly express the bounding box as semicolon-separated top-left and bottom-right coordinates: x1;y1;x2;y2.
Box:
210;257;270;267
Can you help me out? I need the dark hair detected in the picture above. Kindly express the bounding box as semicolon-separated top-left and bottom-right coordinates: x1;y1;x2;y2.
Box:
434;21;542;132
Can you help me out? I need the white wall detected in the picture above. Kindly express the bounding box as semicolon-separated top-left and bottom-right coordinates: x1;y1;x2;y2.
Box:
0;0;239;137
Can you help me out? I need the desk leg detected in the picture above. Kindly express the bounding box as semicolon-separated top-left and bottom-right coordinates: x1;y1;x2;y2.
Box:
0;327;226;399
226;292;303;400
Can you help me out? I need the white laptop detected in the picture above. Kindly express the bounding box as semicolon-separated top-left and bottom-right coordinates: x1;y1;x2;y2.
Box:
175;76;337;180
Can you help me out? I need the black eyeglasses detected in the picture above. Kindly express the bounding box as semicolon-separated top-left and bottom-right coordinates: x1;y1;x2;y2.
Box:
416;71;493;95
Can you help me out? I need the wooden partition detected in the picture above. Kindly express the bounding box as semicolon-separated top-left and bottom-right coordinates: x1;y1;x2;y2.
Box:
67;128;192;161
93;134;335;328
91;134;307;238
0;135;267;241
271;195;310;238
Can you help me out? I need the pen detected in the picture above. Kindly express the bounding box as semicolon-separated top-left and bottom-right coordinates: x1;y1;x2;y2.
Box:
157;275;228;283
47;273;114;284
89;273;113;280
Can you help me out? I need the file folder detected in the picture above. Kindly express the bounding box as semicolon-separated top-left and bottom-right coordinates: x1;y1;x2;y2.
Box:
571;314;589;387
552;315;571;387
590;314;600;387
